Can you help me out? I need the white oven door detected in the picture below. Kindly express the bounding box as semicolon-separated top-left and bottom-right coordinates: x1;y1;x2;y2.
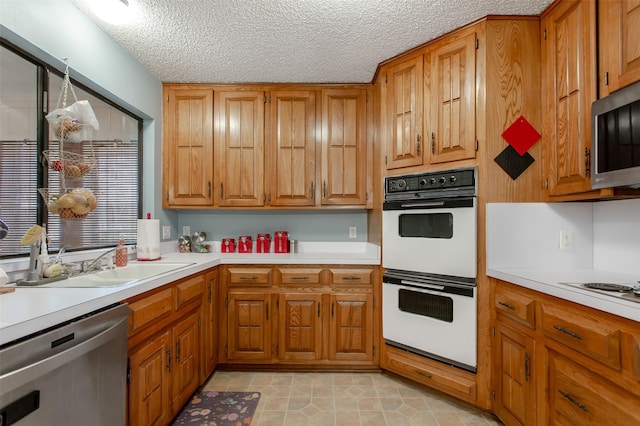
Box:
382;199;477;278
382;278;477;370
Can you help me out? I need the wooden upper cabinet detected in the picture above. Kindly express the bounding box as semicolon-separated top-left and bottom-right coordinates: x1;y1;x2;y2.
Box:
427;31;477;164
215;90;265;207
385;55;424;169
163;87;214;207
268;90;317;206
321;89;367;205
599;0;640;96
541;0;597;196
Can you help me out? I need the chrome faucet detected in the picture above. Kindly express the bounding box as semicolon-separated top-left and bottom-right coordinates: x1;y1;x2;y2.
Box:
81;247;118;273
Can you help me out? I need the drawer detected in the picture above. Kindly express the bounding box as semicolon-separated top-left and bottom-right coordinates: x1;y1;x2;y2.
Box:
278;268;323;285
384;347;476;402
175;274;205;310
540;302;621;370
548;351;640;424
494;286;535;329
129;288;173;333
227;267;272;286
329;268;373;285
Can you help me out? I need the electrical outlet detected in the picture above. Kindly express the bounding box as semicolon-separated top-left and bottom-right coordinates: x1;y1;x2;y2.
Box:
162;226;171;240
182;226;190;237
559;230;573;250
349;226;357;239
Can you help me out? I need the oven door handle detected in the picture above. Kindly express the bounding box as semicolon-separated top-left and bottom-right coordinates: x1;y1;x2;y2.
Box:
399;201;445;208
400;280;445;291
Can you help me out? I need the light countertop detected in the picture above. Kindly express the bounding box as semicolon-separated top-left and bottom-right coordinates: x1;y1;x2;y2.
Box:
487;268;640;322
0;242;380;346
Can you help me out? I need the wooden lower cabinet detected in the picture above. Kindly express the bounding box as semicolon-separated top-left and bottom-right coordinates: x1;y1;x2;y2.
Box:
200;269;218;383
492;279;640;426
220;265;378;367
128;330;172;426
493;322;535;426
126;271;207;426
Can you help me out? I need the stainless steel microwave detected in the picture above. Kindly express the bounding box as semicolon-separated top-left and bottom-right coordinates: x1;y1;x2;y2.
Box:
591;80;640;189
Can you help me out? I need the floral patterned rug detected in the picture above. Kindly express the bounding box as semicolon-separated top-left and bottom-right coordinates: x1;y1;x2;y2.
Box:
171;391;261;425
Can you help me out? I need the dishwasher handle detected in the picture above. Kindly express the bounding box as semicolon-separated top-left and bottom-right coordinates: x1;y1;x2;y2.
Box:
0;315;128;395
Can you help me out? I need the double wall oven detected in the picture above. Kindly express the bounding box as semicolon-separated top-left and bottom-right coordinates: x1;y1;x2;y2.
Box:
382;167;477;372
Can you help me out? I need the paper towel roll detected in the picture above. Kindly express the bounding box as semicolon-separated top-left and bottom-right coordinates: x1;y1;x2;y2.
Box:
137;219;161;260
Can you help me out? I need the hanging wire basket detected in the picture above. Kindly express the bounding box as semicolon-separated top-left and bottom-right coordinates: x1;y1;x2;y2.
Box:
43;149;97;178
39;188;98;220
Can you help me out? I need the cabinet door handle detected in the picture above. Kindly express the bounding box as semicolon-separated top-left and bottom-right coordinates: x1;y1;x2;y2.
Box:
524;352;530;382
220;183;224;198
584;147;591;177
431;132;435;154
415;370;432;379
309;181;315;199
166;347;171;371
323;181;327;198
176;340;181;362
266;302;269;320
208;181;211;197
317;303;321;318
559;390;588;412
553;325;582;340
498;301;516;311
416;134;421;155
331;302;334;317
208;284;212;302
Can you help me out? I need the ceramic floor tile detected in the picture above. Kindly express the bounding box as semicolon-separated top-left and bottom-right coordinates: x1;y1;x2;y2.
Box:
203;371;501;426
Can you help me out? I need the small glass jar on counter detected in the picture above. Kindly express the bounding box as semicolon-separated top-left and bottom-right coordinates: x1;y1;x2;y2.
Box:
274;230;289;253
256;233;271;253
238;235;253;253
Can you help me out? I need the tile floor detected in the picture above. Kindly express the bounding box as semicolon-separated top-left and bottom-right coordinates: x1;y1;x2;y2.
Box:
202;371;502;426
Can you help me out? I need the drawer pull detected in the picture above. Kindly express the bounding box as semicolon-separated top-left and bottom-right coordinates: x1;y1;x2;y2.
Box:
553;325;583;340
559;390;588;412
290;276;310;281
415;370;432;379
239;276;258;280
342;276;362;281
498;301;516;311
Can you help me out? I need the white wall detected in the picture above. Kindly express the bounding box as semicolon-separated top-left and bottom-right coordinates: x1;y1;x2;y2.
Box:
0;0;177;232
593;198;640;275
487;200;640;275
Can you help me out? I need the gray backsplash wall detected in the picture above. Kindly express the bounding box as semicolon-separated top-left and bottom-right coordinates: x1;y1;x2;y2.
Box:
177;210;368;242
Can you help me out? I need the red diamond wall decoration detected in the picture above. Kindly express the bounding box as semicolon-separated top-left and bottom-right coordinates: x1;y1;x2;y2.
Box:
502;115;541;155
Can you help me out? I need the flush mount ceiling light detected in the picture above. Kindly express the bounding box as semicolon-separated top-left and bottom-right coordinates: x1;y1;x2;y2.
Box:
90;0;131;25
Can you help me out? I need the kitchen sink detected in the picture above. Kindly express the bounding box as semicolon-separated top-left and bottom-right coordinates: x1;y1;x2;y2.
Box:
15;262;195;288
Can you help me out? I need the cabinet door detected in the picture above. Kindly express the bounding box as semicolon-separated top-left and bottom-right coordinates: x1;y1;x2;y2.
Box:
268;90;316;206
128;331;171;426
227;291;272;361
599;0;640;96
215;90;265;207
278;293;323;361
321;89;367;205
163;88;214;207
385;55;424;169
171;310;201;414
201;269;218;382
329;293;373;361
493;322;535;426
428;31;476;164
542;0;597;195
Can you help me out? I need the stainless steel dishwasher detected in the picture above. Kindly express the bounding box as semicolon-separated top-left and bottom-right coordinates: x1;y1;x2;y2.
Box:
0;303;129;426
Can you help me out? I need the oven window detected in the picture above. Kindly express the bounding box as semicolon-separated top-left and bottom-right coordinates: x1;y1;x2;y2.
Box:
398;213;453;238
398;289;453;322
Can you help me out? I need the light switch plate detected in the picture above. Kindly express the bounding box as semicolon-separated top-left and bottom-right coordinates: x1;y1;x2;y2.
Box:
349;226;357;239
162;226;171;239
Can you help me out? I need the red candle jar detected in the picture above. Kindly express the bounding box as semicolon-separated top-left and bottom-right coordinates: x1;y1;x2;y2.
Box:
274;230;289;253
256;233;271;253
221;238;236;253
238;235;253;253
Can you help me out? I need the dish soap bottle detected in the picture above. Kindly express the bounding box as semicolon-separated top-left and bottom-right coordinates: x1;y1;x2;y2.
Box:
115;235;128;267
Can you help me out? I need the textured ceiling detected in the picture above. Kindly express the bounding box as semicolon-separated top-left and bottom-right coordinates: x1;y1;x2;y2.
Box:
70;0;553;84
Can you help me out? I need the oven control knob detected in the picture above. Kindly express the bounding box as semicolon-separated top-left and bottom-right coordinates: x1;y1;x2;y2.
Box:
429;177;436;186
397;179;407;190
449;175;457;184
419;178;427;187
439;176;447;185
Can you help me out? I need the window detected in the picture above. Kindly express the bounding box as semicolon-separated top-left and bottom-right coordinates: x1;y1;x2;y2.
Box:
0;42;142;257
